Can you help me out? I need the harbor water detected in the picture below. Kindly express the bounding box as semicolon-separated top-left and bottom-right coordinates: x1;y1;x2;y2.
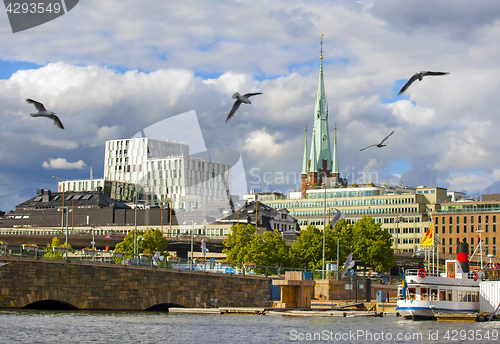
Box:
1;310;500;343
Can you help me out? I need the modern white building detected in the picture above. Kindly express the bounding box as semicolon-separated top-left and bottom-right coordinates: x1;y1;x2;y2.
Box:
58;137;232;212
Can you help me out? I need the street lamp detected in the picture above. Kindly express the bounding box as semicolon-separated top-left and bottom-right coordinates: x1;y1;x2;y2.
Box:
90;226;95;250
57;206;71;259
322;183;327;279
52;176;65;232
183;221;197;265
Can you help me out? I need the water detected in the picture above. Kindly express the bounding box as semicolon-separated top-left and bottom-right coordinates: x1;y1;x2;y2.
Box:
1;310;500;343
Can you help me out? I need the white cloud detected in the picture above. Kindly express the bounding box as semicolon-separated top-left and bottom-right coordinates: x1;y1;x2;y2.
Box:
42;158;86;170
2;0;500;210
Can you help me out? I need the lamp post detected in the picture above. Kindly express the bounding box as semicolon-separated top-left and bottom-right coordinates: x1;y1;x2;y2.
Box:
183;221;197;267
57;206;70;259
134;188;140;256
52;176;65;233
90;226;95;250
322;183;327;280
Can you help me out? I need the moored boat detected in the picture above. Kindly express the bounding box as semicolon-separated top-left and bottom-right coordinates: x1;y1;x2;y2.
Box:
396;259;481;320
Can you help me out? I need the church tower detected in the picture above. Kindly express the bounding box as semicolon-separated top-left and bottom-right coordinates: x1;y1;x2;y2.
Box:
301;35;340;196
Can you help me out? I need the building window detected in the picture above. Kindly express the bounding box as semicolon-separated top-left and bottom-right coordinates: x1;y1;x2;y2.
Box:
456;226;460;234
449;226;452;234
464;225;467;233
449;216;453;224
442;226;445;234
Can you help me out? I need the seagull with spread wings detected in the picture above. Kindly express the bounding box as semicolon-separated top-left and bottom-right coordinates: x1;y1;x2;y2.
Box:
225;92;263;123
26;98;64;129
360;131;394;151
398;71;449;96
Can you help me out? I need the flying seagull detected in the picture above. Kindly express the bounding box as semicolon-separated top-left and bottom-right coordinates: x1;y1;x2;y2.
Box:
398;71;449;96
360;131;394;151
225;92;263;123
26;98;64;129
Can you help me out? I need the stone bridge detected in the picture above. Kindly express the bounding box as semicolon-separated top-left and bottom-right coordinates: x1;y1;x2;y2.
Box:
0;257;271;311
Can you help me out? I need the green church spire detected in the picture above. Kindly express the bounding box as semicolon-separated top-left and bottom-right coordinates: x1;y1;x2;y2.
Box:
309;34;332;172
301;123;308;175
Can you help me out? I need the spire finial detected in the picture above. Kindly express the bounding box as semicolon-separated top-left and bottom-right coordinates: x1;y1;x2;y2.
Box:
335;121;337;134
305;122;308;135
320;34;324;60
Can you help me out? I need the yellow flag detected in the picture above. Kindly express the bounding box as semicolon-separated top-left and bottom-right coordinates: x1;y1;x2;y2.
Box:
422;222;434;246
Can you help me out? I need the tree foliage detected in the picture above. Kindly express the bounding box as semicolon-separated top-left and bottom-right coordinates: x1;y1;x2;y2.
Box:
288;220;351;270
115;227;169;255
222;223;255;265
44;237;73;258
352;216;394;272
222;224;289;267
222;216;394;273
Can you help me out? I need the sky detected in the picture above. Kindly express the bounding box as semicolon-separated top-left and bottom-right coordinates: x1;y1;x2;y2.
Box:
1;0;500;212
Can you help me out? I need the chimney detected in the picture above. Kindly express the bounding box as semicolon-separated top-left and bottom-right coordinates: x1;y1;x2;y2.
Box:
457;239;470;273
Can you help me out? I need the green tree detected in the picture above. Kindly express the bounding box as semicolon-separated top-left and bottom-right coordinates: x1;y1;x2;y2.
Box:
44;237;72;259
115;227;169;255
250;229;289;268
352;216;394;272
288;220;354;271
288;225;323;269
222;223;256;265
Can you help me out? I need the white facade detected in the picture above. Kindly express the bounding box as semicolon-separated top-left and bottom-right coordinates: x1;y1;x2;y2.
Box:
57;137;232;211
104;138;189;183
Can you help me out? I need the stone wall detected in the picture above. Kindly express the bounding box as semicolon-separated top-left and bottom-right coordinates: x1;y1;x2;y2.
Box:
0;257;271;310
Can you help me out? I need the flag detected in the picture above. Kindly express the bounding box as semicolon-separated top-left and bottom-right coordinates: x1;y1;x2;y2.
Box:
422;222;434;246
401;270;407;300
201;239;209;257
341;251;355;279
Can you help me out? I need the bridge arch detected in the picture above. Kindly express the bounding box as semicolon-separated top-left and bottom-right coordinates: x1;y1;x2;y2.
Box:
145;303;185;312
23;299;78;310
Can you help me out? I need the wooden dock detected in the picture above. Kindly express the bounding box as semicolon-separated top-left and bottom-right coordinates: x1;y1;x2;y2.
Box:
169;307;391;317
435;313;478;322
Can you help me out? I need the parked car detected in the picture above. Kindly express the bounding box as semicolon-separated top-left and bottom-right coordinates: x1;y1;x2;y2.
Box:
121;258;157;267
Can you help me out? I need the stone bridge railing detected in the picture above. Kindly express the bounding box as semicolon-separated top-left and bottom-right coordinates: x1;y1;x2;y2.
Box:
0;257;271;311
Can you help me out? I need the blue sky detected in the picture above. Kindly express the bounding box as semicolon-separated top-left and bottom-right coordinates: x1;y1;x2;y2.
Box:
1;0;500;211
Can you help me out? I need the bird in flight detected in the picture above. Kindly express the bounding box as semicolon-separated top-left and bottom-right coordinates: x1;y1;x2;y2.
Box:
398;71;449;96
360;131;394;151
225;92;262;123
26;98;64;129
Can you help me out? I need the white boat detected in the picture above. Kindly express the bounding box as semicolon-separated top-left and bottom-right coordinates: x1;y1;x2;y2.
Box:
396;259;481;320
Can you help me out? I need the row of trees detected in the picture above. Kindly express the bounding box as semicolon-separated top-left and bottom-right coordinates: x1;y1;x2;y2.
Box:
106;216;393;273
222;216;394;273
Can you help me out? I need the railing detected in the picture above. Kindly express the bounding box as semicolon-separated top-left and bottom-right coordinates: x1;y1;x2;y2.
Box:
0;244;398;283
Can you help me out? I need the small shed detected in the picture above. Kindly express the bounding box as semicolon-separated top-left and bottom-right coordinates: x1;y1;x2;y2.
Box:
273;271;315;308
